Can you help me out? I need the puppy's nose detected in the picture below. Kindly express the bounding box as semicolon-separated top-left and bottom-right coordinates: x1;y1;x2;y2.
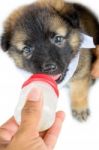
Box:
42;63;57;73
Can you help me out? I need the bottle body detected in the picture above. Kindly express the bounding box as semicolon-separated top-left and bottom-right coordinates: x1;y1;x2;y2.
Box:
14;74;59;131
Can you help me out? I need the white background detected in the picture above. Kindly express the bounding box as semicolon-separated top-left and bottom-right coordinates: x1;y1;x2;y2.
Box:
0;0;99;150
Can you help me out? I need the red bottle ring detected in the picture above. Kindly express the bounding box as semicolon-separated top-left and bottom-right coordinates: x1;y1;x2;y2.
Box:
22;74;59;97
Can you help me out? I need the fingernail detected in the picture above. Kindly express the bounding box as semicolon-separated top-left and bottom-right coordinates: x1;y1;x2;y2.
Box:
28;87;42;101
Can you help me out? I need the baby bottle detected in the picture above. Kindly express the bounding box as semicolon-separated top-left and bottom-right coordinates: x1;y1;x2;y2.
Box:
14;74;59;131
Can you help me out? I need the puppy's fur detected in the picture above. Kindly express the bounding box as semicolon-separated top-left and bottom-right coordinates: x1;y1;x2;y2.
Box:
1;0;99;121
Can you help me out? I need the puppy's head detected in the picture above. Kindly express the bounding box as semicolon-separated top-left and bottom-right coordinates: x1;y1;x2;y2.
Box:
1;0;82;83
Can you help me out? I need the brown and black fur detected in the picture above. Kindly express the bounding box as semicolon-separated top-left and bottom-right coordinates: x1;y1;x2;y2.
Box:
1;0;99;121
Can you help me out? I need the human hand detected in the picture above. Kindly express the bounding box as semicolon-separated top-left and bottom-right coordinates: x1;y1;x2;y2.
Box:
0;88;65;150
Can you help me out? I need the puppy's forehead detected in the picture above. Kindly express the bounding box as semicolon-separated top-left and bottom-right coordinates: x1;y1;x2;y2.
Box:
14;6;67;36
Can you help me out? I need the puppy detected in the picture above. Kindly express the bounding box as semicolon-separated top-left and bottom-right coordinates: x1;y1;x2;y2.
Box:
1;0;99;121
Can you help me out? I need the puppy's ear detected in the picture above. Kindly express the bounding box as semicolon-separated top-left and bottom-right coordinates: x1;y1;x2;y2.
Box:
55;3;79;28
1;6;26;52
48;0;64;11
1;32;11;51
62;9;80;28
49;1;80;28
39;0;64;11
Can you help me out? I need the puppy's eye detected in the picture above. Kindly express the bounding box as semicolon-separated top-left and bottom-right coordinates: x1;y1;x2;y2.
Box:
54;36;65;44
51;34;65;47
23;46;32;53
23;46;34;59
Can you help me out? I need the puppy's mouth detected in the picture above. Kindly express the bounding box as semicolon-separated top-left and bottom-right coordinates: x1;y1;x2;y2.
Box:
49;72;66;84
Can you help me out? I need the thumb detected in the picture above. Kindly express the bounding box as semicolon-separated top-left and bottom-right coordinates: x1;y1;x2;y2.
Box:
20;88;43;133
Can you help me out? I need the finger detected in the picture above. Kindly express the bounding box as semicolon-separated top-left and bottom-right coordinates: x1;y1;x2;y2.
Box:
39;131;47;138
20;88;43;134
44;111;65;149
0;145;7;150
0;128;12;144
0;117;18;143
1;117;18;133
